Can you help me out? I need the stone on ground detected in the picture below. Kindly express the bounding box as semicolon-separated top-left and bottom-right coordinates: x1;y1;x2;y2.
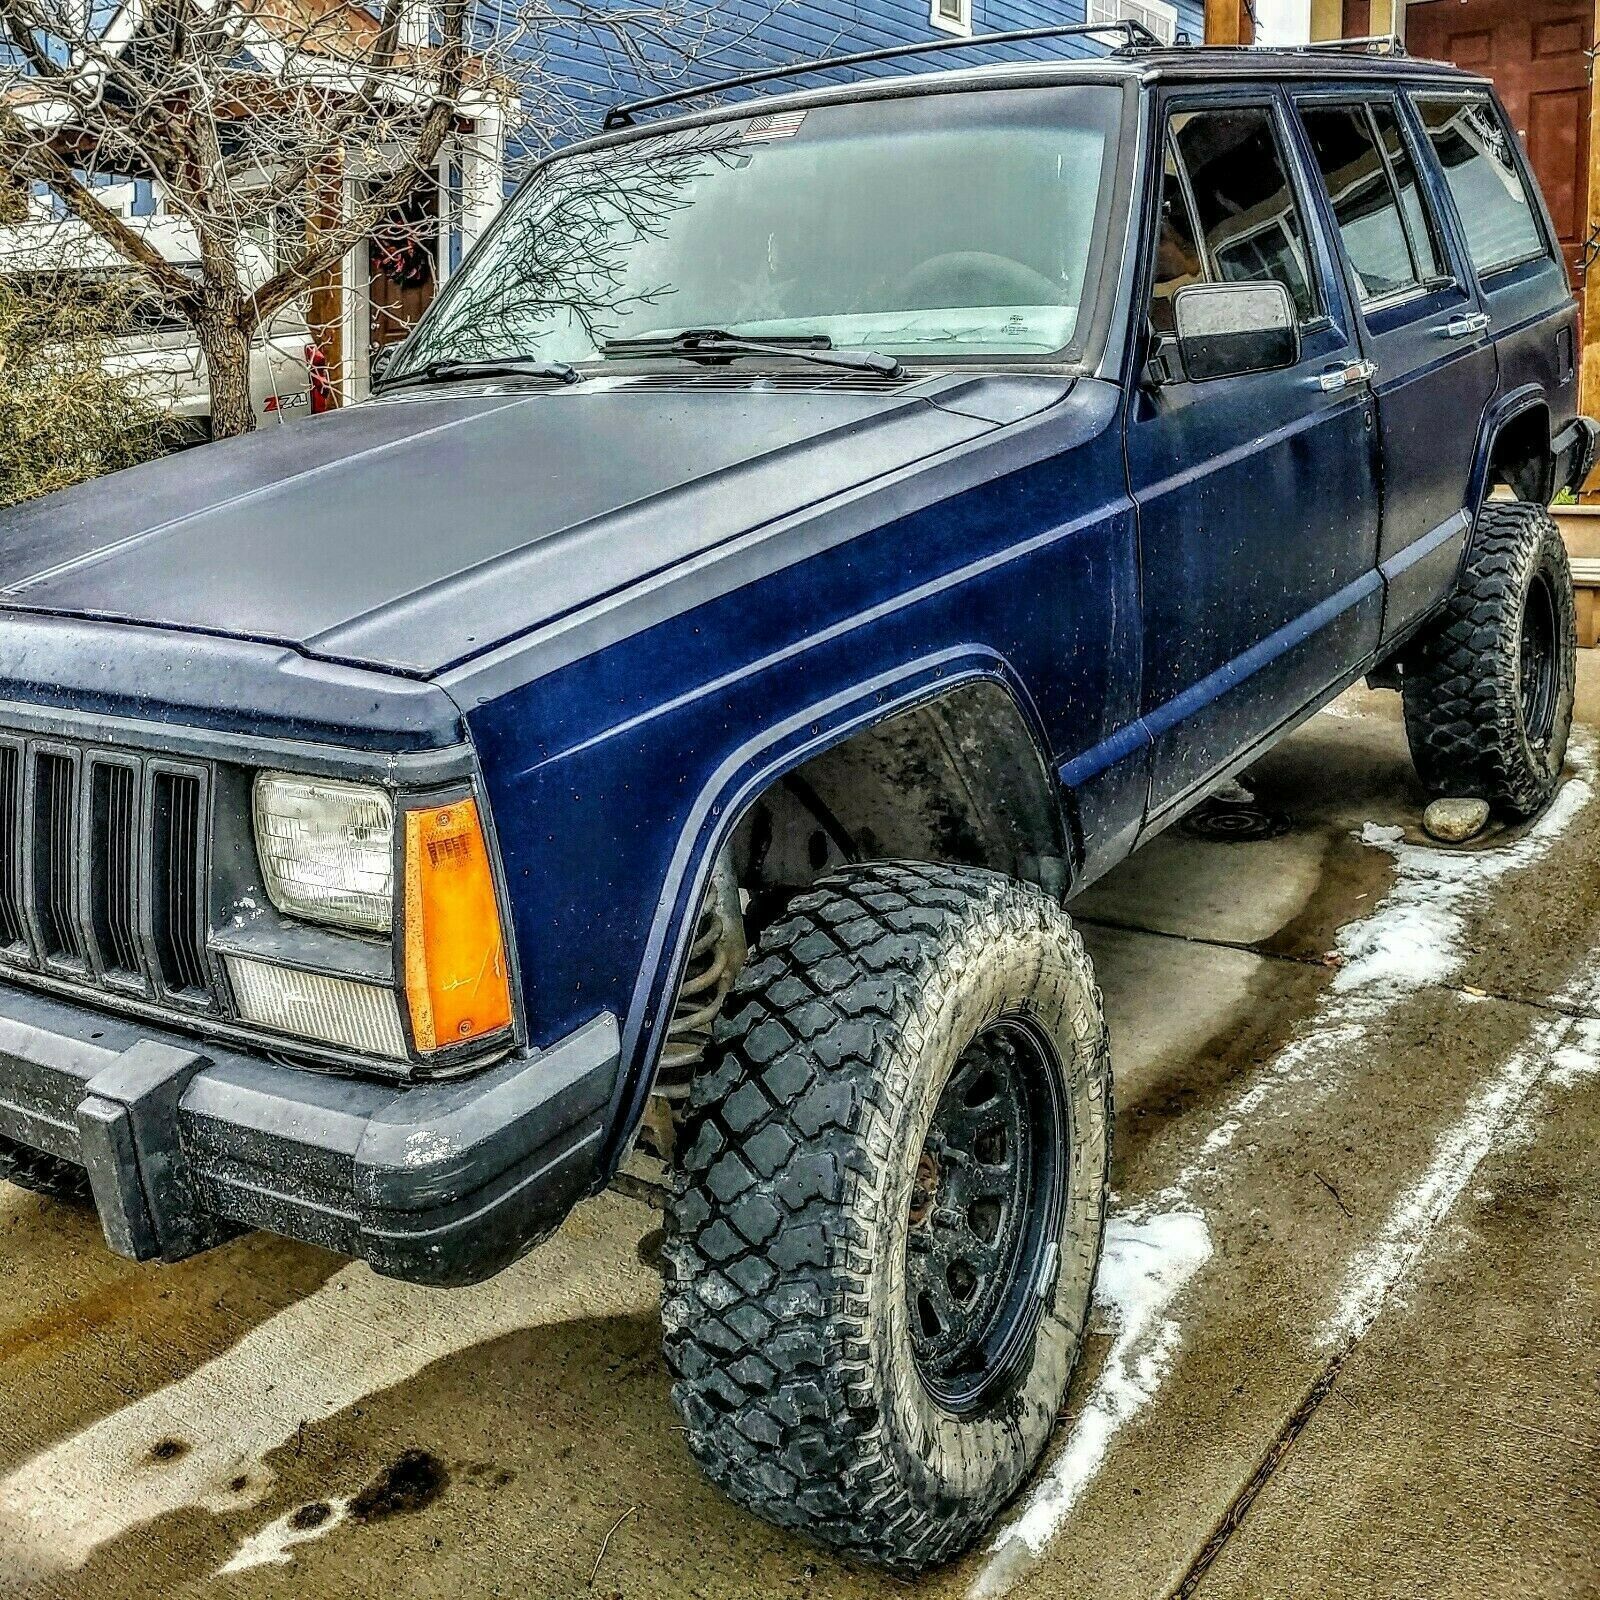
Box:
1423;797;1491;844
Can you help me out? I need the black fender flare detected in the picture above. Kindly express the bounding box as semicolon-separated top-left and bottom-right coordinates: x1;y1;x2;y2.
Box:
1465;385;1553;524
594;648;1066;1178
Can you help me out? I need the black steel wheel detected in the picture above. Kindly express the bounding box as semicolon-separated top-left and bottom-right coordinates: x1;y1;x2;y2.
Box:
906;1020;1065;1415
1519;567;1561;752
663;862;1111;1572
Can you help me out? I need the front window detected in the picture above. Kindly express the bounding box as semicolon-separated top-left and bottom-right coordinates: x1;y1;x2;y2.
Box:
392;87;1123;376
1160;106;1319;325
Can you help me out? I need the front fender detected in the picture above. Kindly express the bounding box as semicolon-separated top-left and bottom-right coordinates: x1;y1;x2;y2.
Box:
450;381;1136;1185
601;653;1060;1177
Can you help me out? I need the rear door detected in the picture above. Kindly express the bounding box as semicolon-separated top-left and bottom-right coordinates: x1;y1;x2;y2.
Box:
1127;90;1384;820
1291;90;1498;642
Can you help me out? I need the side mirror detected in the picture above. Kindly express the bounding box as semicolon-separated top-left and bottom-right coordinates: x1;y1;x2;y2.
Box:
1167;281;1301;383
369;344;397;386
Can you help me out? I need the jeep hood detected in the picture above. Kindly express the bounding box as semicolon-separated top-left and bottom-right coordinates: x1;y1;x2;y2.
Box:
0;373;1069;678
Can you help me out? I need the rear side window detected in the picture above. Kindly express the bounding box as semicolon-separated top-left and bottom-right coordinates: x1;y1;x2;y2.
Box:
1300;101;1445;304
1415;95;1548;276
1165;107;1319;322
1372;104;1446;284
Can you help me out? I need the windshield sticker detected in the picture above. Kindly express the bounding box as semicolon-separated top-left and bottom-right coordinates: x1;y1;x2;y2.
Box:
742;109;807;143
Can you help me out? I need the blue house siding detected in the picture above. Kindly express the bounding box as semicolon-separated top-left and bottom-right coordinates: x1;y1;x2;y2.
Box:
506;0;1204;164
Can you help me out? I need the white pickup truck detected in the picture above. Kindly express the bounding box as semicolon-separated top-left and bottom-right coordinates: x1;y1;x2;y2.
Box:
0;215;316;440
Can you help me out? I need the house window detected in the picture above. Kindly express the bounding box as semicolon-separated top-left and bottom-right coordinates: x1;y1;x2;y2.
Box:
1087;0;1179;46
930;0;971;38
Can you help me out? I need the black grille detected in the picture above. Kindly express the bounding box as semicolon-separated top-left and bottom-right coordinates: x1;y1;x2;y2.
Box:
151;771;207;995
33;751;82;966
0;745;24;952
88;761;141;982
0;739;213;1009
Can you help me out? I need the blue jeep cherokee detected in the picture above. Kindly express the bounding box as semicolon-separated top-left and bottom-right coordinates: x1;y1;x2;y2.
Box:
0;27;1593;1568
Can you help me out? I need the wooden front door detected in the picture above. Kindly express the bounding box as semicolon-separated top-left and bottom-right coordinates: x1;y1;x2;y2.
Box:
368;184;439;359
1407;0;1593;289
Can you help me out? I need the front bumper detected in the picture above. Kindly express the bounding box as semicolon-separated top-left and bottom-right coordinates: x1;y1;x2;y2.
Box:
0;979;620;1286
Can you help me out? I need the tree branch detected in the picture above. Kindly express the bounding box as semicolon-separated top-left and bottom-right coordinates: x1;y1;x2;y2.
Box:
1;112;197;302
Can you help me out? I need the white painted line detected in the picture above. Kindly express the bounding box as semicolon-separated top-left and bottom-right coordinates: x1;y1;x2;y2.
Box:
1322;1010;1572;1349
1548;1017;1600;1088
218;1498;350;1574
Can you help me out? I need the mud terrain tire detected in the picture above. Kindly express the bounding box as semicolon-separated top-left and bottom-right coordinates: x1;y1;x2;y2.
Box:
1403;500;1577;819
662;862;1111;1571
0;1134;91;1203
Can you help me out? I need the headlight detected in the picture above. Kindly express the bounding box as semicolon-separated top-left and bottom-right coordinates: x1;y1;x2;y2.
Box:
253;773;395;933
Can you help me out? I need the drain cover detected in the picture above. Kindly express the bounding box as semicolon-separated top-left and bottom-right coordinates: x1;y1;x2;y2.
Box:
1180;797;1291;843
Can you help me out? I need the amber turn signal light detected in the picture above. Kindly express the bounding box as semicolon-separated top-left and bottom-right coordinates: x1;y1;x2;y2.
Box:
402;798;512;1053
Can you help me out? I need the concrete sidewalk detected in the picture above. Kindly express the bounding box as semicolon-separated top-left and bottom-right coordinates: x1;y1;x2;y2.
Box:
1;667;1596;1600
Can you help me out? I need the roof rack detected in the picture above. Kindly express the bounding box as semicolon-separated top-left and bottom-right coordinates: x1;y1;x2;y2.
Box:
1267;35;1407;57
601;20;1163;131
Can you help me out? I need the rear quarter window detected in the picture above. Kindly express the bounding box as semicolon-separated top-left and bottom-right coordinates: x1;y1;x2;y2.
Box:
1414;94;1549;277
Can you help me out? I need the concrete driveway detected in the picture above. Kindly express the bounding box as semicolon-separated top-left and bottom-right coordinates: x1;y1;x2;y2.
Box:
2;669;1597;1600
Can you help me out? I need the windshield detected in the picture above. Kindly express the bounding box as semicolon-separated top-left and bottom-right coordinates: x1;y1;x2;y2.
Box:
393;86;1122;376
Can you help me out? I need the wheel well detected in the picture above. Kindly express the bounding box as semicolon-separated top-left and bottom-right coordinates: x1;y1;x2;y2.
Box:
1487;406;1555;506
642;682;1069;1153
728;680;1068;915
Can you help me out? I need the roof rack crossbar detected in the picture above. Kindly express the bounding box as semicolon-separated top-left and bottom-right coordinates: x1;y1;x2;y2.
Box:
601;20;1162;131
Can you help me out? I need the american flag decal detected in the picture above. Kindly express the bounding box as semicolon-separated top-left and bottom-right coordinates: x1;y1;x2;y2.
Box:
743;109;808;142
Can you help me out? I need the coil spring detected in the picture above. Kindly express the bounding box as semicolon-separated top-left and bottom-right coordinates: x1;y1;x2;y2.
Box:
659;889;740;1096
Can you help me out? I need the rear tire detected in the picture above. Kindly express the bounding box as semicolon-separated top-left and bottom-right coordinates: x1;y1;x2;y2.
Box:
0;1134;91;1204
662;862;1111;1571
1402;501;1577;819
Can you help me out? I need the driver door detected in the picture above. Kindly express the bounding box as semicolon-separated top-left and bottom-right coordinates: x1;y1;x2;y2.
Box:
1127;93;1384;823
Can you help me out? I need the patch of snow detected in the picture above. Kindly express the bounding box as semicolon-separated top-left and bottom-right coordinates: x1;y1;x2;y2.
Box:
974;1211;1212;1595
1152;742;1596;1210
1337;742;1594;998
976;746;1597;1595
217;1499;350;1575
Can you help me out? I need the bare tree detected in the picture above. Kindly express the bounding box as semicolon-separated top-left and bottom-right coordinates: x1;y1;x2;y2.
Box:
0;0;719;437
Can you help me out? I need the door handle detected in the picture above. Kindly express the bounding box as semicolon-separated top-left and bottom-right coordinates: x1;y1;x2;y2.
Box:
1319;360;1379;394
1440;313;1492;340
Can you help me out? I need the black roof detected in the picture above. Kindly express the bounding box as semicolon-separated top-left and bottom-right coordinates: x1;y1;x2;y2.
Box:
586;43;1485;150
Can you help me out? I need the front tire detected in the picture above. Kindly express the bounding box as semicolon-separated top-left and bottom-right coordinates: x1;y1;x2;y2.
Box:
1403;500;1577;819
662;862;1111;1571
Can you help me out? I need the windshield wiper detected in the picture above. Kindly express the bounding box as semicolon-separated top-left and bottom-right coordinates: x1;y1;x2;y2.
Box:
600;329;904;378
377;356;580;392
